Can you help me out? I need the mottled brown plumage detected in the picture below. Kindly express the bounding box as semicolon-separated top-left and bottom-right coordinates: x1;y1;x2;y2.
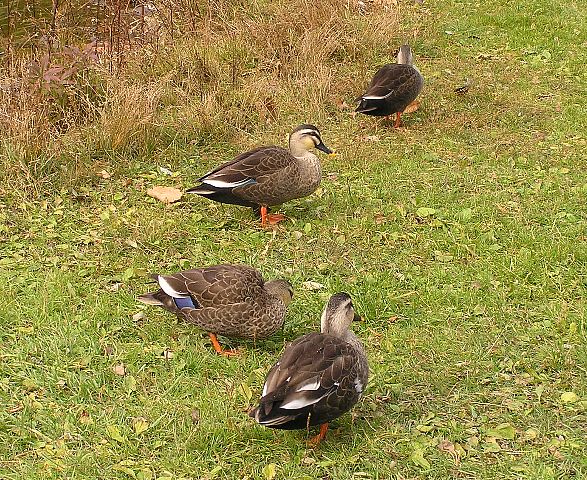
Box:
250;293;368;443
186;124;333;224
138;265;293;354
356;45;424;126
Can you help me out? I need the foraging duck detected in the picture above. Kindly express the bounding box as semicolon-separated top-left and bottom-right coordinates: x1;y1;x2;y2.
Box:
356;44;424;128
137;264;293;356
250;293;368;445
186;124;333;225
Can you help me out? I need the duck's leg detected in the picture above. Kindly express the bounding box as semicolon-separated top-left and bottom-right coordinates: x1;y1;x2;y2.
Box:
307;423;329;447
208;333;239;357
260;205;286;226
394;111;402;128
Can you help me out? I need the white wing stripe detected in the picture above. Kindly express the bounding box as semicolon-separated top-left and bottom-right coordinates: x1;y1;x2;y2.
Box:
203;178;255;188
280;392;328;410
295;379;321;392
158;276;190;299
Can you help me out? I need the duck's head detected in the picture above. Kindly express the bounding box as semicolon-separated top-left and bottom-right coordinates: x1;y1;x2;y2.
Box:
396;44;414;65
320;292;361;338
289;124;333;157
265;279;294;306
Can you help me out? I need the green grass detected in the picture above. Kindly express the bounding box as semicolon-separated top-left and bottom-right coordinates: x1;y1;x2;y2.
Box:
1;0;587;478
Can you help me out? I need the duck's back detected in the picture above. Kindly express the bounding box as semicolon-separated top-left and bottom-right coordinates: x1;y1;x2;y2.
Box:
251;332;368;429
357;63;423;116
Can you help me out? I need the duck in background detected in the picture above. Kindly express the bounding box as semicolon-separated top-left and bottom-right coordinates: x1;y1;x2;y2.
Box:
187;124;333;226
356;44;424;128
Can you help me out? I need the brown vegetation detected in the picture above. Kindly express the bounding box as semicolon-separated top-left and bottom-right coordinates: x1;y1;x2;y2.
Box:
1;0;407;195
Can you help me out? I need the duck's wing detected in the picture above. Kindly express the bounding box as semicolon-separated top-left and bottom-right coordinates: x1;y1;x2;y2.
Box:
252;333;358;427
358;64;416;100
139;265;263;310
193;146;293;190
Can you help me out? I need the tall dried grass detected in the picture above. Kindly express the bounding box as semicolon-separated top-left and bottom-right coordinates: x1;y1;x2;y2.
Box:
0;0;402;196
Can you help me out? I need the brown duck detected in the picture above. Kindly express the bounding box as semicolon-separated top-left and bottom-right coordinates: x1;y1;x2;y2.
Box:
138;264;293;356
186;124;333;225
356;44;424;128
250;293;368;445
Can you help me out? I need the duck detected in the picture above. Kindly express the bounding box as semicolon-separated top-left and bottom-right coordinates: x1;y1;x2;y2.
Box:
355;44;424;128
137;264;293;356
250;292;368;445
186;124;333;225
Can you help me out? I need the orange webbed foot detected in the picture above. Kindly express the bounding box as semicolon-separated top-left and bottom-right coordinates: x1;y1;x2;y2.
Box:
307;423;329;447
208;333;240;358
267;213;287;225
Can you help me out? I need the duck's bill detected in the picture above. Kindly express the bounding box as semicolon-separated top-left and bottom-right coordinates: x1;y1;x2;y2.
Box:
353;312;363;322
316;142;334;154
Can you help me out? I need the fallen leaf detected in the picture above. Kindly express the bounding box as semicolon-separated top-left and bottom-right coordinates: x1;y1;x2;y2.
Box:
416;207;436;217
363;135;380;142
549;445;564;460
96;169;111;179
113;364;126;376
486;423;515;440
410;446;430;469
389;315;398;323
147;186;183;204
302;281;325;291
106;282;123;292
335;99;351;110
262;463;277;480
560;391;579;403
158;166;173;176
106;425;125;443
79;410;93;425
403;100;420;114
524;428;539;440
132;311;147;322
7;404;23;414
133;417;149;435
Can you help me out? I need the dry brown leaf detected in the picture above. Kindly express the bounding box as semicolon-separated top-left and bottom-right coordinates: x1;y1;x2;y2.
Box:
374;213;386;225
96;169;111;179
403;100;421;114
113;364;125;376
147;186;183;204
7;404;24;414
363;135;380;142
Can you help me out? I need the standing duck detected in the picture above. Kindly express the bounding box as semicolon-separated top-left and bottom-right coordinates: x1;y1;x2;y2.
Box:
250;293;368;445
137;264;293;356
186;124;333;225
356;44;424;128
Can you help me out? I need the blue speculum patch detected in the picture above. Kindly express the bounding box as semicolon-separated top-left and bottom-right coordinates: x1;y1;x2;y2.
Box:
174;297;197;309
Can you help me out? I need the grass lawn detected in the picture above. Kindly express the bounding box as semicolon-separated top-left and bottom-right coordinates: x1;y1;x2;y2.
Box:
1;0;586;478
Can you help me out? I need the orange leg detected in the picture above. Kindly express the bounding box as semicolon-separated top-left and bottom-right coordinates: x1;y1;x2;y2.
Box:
260;205;286;226
394;111;402;128
307;423;329;447
208;333;239;357
260;205;268;226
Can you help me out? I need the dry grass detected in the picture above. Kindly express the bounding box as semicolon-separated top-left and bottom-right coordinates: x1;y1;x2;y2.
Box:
0;0;403;195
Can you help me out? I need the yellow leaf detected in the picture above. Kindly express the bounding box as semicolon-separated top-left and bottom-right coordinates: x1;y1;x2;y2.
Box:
134;417;149;435
561;391;579;403
262;463;277;480
106;425;125;443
